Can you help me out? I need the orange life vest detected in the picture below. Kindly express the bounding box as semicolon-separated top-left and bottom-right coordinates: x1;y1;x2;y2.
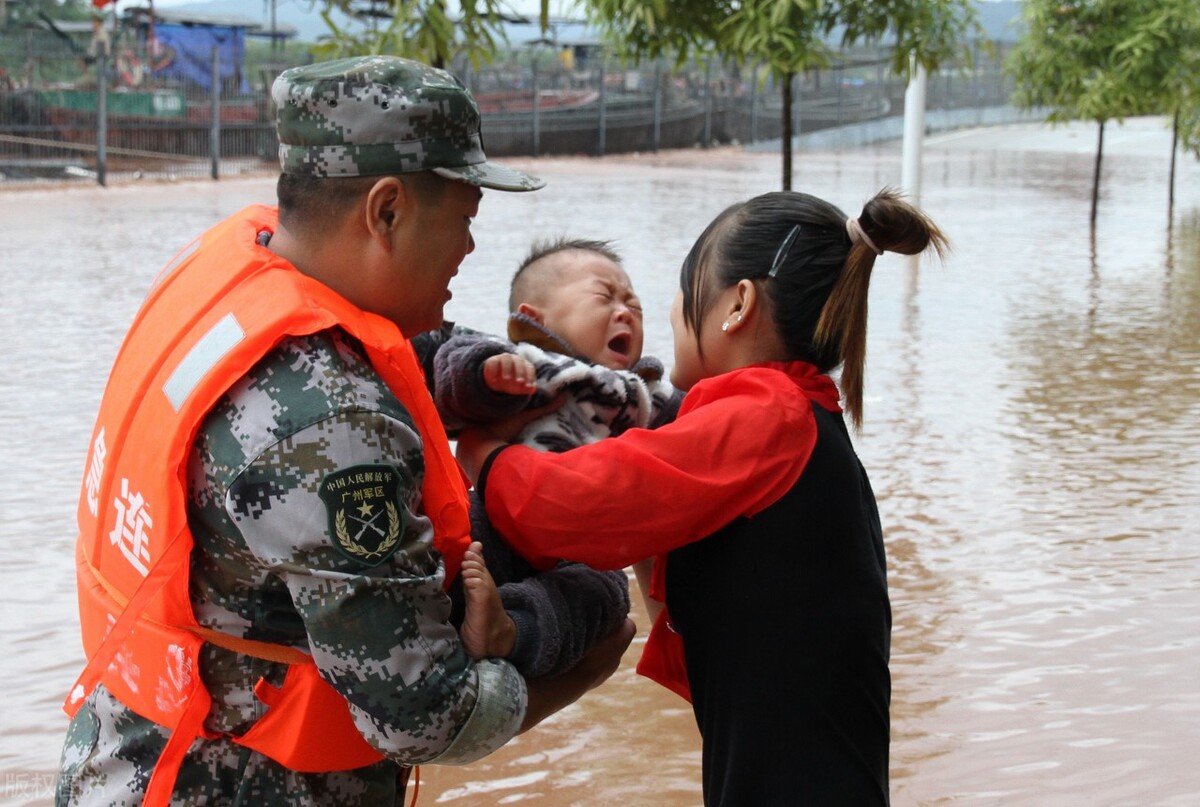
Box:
64;205;473;805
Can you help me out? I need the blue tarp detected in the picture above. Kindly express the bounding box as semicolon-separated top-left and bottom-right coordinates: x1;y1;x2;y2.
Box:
152;23;248;93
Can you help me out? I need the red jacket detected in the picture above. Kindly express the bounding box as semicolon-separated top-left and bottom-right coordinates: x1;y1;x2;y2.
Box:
478;362;842;700
65;205;472;804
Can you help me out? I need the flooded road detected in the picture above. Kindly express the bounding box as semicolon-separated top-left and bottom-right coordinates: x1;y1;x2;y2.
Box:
2;117;1198;805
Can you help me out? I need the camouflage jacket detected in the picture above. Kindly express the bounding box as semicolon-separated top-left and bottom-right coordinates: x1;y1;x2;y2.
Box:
58;328;525;806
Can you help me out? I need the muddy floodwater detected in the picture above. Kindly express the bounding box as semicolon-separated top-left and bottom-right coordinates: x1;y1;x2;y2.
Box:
2;117;1198;806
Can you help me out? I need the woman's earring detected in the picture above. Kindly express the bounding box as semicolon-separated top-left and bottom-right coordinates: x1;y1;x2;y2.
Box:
721;321;730;332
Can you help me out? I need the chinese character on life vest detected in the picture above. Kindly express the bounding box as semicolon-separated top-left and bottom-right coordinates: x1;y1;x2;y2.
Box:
110;478;152;576
85;428;107;517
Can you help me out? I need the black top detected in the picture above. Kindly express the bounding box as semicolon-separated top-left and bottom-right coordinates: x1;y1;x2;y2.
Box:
666;404;892;806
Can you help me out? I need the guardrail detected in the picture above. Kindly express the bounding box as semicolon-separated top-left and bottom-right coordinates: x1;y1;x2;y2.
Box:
1;40;1015;187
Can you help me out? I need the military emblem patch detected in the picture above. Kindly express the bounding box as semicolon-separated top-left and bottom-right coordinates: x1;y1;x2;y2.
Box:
318;464;406;567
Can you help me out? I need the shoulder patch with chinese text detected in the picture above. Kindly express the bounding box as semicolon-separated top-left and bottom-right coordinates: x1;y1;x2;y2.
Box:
318;464;406;568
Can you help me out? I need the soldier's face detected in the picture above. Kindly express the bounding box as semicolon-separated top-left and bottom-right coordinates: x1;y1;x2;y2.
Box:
390;180;480;334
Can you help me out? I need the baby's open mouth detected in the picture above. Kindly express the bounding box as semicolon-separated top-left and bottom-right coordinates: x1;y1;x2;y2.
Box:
607;334;631;356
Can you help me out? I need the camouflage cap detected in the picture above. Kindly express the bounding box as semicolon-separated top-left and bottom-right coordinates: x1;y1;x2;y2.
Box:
273;55;544;192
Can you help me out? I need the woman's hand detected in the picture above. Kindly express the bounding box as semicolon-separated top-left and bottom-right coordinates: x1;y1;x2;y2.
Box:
456;427;508;486
455;395;566;485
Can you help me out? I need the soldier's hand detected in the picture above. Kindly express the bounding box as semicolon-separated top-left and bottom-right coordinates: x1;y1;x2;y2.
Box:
517;617;635;734
575;617;636;691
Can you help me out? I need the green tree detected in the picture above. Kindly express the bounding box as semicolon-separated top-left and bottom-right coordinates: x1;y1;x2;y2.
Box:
1105;0;1200;211
3;0;93;27
584;0;979;190
314;0;551;69
2;0;96;81
1008;0;1182;224
1182;102;1200;160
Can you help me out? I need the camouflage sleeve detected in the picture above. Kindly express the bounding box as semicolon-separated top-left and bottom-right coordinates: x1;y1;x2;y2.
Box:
227;408;526;765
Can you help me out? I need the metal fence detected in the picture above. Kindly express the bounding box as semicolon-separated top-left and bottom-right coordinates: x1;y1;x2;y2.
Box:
460;42;1017;159
1;25;279;185
0;27;1017;187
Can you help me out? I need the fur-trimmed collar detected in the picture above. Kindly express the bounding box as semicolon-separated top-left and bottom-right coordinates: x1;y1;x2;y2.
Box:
505;311;665;383
506;311;577;357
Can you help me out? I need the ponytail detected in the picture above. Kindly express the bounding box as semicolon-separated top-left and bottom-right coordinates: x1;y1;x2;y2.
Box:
814;188;948;428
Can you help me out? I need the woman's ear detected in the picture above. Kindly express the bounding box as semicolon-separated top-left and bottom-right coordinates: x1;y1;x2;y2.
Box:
722;279;759;334
736;279;760;323
363;176;408;248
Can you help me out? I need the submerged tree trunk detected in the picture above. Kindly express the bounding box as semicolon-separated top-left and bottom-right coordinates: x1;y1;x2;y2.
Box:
1169;109;1179;218
1090;119;1105;226
781;71;794;191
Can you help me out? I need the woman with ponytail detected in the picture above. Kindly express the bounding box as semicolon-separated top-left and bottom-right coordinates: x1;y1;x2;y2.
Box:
459;189;947;805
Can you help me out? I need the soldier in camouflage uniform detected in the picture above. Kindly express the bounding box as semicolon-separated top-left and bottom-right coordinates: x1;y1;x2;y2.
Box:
57;56;633;806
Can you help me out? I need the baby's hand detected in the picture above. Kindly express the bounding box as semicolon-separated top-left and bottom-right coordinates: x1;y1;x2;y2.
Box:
482;353;538;395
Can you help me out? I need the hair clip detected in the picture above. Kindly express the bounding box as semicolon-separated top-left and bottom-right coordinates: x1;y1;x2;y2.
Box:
768;224;802;278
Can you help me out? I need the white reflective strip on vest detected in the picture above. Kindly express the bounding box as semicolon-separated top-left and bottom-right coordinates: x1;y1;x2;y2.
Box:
162;313;245;412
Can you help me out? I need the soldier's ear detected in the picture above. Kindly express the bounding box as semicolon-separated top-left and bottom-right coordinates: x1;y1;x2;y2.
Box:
364;176;407;247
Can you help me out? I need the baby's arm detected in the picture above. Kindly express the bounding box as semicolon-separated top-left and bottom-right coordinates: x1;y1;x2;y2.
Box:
433;334;535;428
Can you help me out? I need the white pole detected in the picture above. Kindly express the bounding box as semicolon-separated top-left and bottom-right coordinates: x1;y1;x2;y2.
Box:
901;56;927;204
